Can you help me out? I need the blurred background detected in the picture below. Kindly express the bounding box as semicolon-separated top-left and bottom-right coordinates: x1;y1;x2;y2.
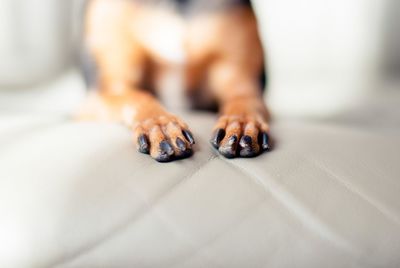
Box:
0;1;399;267
0;0;399;118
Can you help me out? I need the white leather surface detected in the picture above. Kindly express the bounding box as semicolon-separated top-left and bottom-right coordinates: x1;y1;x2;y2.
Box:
1;72;400;268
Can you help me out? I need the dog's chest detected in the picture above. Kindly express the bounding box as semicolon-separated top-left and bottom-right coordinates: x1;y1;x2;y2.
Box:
130;0;251;65
132;8;189;64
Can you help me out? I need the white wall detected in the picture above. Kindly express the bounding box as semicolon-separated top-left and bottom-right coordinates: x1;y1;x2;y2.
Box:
0;0;73;87
253;0;391;117
0;0;397;117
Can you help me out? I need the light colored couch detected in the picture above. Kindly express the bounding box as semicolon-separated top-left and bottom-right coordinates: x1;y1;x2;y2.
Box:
1;0;400;267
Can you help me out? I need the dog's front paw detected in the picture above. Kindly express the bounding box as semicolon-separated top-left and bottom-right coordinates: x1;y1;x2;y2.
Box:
210;114;270;158
133;115;195;162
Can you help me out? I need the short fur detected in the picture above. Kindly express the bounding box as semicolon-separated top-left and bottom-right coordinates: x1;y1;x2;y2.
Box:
79;0;270;162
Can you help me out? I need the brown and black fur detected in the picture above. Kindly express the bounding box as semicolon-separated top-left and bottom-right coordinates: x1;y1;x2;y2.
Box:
79;0;270;162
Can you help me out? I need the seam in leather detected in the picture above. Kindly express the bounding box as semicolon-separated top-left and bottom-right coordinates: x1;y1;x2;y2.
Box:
51;154;218;267
220;158;359;257
310;157;400;227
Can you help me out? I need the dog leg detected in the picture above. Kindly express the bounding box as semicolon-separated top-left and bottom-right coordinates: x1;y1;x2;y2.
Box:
205;7;271;158
209;65;271;158
79;0;194;162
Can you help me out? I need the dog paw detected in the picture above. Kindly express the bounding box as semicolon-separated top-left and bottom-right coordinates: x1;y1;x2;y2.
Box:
133;115;195;162
210;114;270;158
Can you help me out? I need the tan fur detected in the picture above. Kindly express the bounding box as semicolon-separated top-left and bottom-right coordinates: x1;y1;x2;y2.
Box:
80;0;269;161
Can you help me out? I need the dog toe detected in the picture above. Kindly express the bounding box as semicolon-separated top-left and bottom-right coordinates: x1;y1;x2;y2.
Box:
219;135;239;158
210;128;226;149
259;131;271;151
182;129;195;145
211;115;271;159
165;122;194;159
133;116;194;162
155;140;175;162
239;135;258;157
137;134;150;154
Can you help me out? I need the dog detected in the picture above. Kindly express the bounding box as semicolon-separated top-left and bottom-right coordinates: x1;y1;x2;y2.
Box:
79;0;270;162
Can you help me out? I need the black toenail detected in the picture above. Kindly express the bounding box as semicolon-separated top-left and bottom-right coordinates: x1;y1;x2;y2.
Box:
259;132;270;150
176;137;187;151
160;140;174;156
227;135;238;145
218;135;238;158
138;134;150;154
182;130;195;145
211;128;226;148
240;135;252;148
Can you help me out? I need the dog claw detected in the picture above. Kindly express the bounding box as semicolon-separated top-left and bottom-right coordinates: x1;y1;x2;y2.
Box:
156;140;175;162
176;137;194;159
227;135;238;145
182;129;195;145
160;140;174;155
219;135;238;158
259;132;270;151
176;137;187;151
239;135;252;148
239;135;258;157
211;128;226;148
138;134;150;154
